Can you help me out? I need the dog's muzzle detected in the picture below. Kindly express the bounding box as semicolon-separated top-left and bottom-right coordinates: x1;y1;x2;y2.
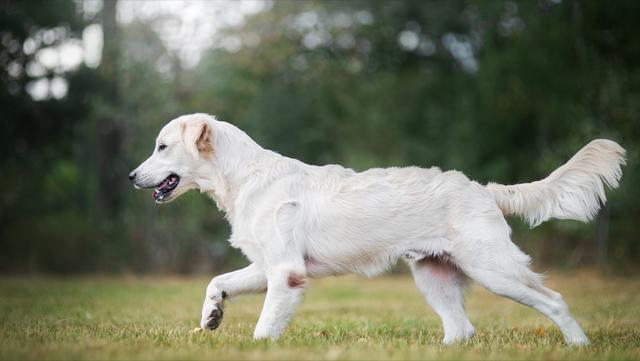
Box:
129;171;181;203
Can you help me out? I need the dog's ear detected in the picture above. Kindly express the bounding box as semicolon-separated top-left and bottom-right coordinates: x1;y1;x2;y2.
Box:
182;118;213;158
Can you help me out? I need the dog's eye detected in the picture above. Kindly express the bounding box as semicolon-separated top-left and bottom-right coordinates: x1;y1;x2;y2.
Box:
158;144;167;151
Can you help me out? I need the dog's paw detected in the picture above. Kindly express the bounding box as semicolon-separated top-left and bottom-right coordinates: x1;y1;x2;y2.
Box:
253;328;275;341
442;325;475;345
200;300;224;330
566;333;589;347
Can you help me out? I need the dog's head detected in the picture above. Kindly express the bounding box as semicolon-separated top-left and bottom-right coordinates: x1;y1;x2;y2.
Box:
129;114;215;203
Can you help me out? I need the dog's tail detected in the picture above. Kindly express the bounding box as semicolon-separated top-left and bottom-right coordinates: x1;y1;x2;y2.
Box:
486;139;626;227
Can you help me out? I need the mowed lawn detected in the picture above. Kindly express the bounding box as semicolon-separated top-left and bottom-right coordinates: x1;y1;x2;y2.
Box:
1;272;639;360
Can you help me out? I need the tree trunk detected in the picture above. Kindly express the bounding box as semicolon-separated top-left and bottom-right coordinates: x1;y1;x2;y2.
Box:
96;0;124;218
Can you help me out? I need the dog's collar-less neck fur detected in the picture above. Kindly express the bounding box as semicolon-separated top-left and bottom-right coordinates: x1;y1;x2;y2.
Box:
196;121;291;222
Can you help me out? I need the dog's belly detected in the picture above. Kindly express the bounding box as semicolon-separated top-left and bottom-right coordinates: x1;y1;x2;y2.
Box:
303;248;398;277
303;233;453;278
304;256;341;278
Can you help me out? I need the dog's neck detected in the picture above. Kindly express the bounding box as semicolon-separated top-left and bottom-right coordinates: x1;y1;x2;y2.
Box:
196;121;300;222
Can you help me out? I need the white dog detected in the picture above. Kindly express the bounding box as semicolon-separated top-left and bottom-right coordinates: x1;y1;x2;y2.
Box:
129;113;625;345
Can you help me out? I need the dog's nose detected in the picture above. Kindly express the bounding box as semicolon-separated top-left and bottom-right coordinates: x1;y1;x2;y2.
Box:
128;171;137;182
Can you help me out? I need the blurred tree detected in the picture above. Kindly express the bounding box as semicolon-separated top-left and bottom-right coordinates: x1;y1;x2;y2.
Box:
1;0;638;274
95;0;125;217
0;0;87;271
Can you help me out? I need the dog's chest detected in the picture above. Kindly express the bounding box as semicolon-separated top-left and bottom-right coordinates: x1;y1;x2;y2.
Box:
228;233;264;264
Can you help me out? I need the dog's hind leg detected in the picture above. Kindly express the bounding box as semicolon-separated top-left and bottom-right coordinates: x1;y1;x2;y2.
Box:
454;219;589;345
408;256;475;344
464;263;588;345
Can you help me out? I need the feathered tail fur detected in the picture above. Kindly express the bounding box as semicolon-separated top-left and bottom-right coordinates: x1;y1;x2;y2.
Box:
487;139;626;227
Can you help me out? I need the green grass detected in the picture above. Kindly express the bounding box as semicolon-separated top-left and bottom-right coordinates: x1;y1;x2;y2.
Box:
1;272;639;360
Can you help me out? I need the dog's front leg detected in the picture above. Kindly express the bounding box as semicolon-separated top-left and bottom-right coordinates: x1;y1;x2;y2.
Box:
253;262;306;340
200;263;266;330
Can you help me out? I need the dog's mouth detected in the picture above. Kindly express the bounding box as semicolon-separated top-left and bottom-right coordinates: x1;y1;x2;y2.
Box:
152;174;180;202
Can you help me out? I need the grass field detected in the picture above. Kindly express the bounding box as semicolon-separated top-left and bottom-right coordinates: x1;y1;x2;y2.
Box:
1;272;639;360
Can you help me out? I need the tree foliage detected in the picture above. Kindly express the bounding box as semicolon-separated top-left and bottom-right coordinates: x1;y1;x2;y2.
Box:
1;0;638;273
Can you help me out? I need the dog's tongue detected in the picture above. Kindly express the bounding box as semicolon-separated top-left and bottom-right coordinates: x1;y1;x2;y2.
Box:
152;176;174;200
